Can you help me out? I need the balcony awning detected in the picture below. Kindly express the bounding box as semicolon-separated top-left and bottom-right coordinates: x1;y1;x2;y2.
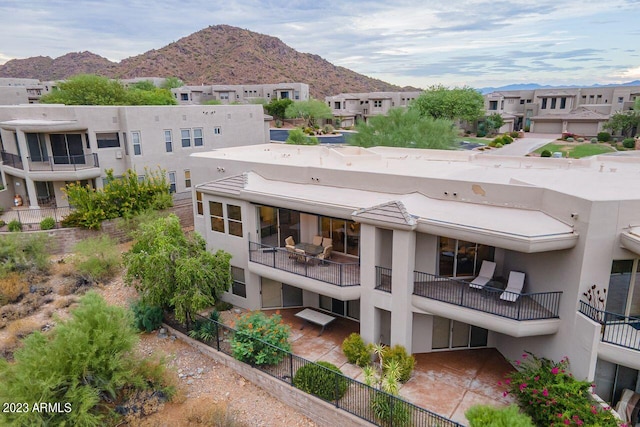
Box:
620;227;640;255
0;119;86;132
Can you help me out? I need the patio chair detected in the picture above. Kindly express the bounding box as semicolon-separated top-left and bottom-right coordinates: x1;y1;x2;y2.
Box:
294;248;307;263
469;260;497;289
499;271;526;302
317;245;332;264
322;237;332;248
285;236;296;258
312;235;323;246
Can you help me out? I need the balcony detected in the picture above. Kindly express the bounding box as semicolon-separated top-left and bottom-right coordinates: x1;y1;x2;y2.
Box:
1;151;23;170
248;241;360;290
27;154;99;171
579;301;640;352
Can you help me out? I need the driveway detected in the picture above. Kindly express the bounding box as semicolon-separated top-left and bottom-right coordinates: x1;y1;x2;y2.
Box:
483;133;559;156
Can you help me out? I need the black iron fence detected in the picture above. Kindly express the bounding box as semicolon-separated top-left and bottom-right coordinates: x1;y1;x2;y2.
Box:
1;206;71;227
1;151;23;169
578;301;640;351
413;270;562;321
375;266;392;293
27;153;99;171
167;313;462;427
249;241;360;287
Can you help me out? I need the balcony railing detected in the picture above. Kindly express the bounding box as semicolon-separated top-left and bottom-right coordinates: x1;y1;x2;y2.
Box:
249;241;360;287
27;153;99;171
1;151;24;170
413;270;562;321
375;266;392;293
578;301;640;351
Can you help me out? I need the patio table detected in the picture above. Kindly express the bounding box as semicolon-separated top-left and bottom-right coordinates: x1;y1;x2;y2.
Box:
294;242;324;256
295;308;336;336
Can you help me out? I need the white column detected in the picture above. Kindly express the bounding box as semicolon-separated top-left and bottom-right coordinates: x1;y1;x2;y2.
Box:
359;224;377;345
390;229;416;352
24;177;39;208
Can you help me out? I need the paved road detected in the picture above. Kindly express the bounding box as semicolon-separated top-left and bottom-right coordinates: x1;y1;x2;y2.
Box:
484;133;559;156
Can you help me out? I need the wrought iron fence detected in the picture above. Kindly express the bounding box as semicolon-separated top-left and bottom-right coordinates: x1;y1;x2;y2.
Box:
578;301;640;351
248;241;360;287
27;153;99;171
1;206;71;227
375;266;392;293
413;270;562;321
1;151;23;169
168;313;463;427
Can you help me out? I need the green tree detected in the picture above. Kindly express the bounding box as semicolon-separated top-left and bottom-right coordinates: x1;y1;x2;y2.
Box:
123;214;232;326
484;113;505;135
161;76;184;89
411;85;485;123
285;98;332;128
41;74;129;105
126;87;176;105
265;98;293;120
286;127;319;145
350;108;458;149
130;80;156;91
603;110;640;138
202;99;223;105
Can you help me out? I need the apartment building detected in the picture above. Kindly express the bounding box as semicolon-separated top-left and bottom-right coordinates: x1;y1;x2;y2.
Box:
190;143;640;410
325;91;422;126
484;85;640;136
0;104;269;209
173;83;310;105
0;78;56;104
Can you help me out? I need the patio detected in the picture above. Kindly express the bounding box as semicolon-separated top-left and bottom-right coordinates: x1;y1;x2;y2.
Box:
226;308;515;425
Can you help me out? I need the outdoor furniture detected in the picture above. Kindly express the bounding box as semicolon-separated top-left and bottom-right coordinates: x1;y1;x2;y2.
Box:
295;308;336;336
316;245;332;263
312;235;323;246
500;271;526;302
295;242;324;257
294;248;307;263
322;237;332;248
469;260;497;289
285;236;296;258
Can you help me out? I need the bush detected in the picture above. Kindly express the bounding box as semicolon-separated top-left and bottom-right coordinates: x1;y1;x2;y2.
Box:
286;127;319;145
342;333;373;367
381;345;415;383
577;137;584;142
131;299;164;332
540;150;552;157
502;134;514;144
465;404;534;427
189;311;220;342
39;217;56;230
71;235;121;283
623;138;636;149
523;126;530;132
322;124;335;134
7;219;22;232
0;233;51;277
274;119;283;128
0;292;174;426
215;300;234;311
504;352;622;427
231;311;291;366
370;393;412;426
495;142;503;148
591;137;598;143
566;137;574;142
597;132;611;142
293;361;348;401
0;219;5;228
509;131;520;138
0;272;29;305
476;131;486;137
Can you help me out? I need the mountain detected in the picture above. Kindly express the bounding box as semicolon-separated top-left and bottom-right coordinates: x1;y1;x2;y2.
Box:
0;25;414;98
480;80;640;95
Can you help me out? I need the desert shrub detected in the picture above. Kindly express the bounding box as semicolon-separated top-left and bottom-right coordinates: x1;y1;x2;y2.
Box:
524;125;530;132
286;127;319;145
189;311;220;342
342;333;373;367
509;131;520;138
6;317;42;340
381;345;415;383
591;137;598;143
369;392;412;426
0;272;29;305
215;300;234;311
293;361;348;401
0;292;174;426
540;150;552;157
577;137;584;142
274;119;283;128
364;353;412;426
39;216;56;230
488;141;497;147
566;137;574;142
465;404;534;427
71;235;121;283
231;311;291;366
7;219;22;232
186;401;243;426
502;134;514;144
322;124;335;134
0;233;50;277
0;219;5;228
504;352;621;427
623;138;636;149
495;142;503;148
476;131;486;137
597;131;611;142
131;299;164;332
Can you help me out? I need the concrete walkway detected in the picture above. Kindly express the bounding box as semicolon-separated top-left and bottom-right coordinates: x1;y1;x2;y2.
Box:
483;133;559;156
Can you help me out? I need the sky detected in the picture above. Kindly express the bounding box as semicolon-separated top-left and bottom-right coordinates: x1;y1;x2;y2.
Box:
0;0;639;90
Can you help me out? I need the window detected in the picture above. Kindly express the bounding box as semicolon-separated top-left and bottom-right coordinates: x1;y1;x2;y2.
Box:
194;128;203;146
164;130;173;152
85;133;90;149
196;191;203;215
519;100;525;105
231;266;246;298
560;97;567;109
26;133;48;162
132;131;142;155
181;129;191;147
50;133;84;164
184;170;191;188
618;97;624;103
373;100;382;108
96;132;120;148
438;237;495;278
294;91;300;100
214;127;221;135
227;204;243;237
334;102;341;109
526;99;532;103
168;171;176;193
209;201;224;233
489;101;498;110
180;93;189;101
550;98;557;109
541;98;548;109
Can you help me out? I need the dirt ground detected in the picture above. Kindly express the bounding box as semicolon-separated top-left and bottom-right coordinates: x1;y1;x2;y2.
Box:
0;252;317;427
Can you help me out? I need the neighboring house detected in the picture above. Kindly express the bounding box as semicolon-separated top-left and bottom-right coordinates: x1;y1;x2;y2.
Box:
484;85;640;135
190;143;640;410
0;78;56;104
325;91;422;126
173;83;310;105
0;104;269;209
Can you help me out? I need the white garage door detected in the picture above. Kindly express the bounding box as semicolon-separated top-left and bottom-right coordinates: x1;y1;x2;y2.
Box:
533;121;563;134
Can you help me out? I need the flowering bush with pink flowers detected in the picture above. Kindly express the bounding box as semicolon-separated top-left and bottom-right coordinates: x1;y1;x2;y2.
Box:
502;352;624;426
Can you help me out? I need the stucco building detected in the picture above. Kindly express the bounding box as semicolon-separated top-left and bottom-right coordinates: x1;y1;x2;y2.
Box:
325;91;422;126
173;83;310;105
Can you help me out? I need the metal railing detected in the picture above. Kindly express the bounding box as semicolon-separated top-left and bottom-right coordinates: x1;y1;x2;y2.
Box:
167;313;462;427
375;266;392;293
413;270;562;321
579;301;640;351
248;241;360;287
1;151;23;169
27;153;99;171
0;206;71;228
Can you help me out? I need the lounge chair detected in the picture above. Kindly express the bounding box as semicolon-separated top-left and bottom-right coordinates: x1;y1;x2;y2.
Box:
500;271;526;302
312;235;323;246
285;236;296;258
469;261;497;289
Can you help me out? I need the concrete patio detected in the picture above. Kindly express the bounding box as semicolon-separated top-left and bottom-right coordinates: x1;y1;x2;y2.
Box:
229;308;516;425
